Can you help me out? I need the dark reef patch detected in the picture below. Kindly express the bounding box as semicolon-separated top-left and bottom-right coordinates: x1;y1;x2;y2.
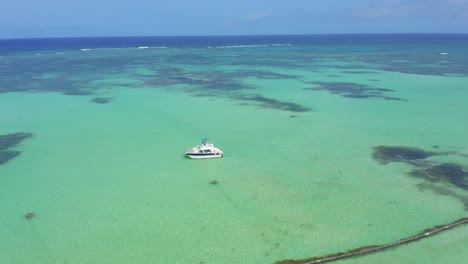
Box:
226;53;307;69
304;82;406;102
341;52;468;77
383;96;407;101
231;94;310;112
25;212;35;220
143;67;301;91
324;64;369;70
226;70;301;80
1;45;467;100
0;132;33;151
373;145;468;207
140;67;309;112
90;97;111;104
0;151;20;165
342;71;381;74
194;81;248;92
0;132;32;165
372;146;440;165
61;90;93;96
141;67;254;92
0;53;137;95
163;54;211;65
411;163;468;190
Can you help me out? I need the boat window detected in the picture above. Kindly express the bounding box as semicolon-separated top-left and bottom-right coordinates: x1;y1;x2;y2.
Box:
204;149;211;153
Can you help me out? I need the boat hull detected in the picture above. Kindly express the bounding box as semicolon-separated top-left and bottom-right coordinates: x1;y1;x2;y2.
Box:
186;153;223;159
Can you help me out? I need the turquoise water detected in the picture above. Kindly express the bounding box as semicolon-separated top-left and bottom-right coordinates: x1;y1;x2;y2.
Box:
1;35;468;263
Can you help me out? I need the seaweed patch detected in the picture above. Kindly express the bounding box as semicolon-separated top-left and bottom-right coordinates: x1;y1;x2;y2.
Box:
0;150;20;165
0;132;32;165
90;97;111;104
140;67;310;112
372;146;439;165
230;94;310;112
0;132;33;151
141;67;253;92
61;90;94;96
341;71;380;74
411;163;468;190
25;212;35;220
373;145;468;206
304;82;406;102
226;70;301;80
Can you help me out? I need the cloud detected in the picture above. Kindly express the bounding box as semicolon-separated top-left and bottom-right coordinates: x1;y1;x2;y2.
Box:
246;12;273;21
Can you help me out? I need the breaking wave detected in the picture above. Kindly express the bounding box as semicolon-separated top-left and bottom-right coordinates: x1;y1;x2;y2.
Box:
80;46;167;51
207;44;291;49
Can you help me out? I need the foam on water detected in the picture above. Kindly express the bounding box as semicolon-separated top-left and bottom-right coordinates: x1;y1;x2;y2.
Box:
208;44;291;49
80;46;167;51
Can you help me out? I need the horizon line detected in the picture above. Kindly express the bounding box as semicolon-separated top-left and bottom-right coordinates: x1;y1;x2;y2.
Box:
2;32;468;41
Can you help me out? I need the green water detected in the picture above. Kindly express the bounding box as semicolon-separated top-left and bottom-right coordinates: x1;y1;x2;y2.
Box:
1;36;468;263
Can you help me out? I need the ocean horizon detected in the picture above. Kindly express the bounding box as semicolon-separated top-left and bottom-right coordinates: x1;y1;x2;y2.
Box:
1;34;468;263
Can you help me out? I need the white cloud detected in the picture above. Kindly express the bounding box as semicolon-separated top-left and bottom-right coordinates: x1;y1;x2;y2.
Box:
246;12;272;21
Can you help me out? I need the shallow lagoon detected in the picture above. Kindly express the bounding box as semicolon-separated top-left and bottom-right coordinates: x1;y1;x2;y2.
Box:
1;35;468;263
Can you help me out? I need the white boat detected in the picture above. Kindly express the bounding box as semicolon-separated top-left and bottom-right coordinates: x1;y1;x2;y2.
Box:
185;138;224;159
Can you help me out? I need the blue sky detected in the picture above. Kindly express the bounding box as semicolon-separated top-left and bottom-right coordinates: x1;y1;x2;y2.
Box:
1;0;468;38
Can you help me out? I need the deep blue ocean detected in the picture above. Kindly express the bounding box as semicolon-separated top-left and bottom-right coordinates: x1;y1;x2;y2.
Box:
2;34;468;54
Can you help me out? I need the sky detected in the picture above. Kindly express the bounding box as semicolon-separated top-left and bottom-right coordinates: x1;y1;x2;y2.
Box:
1;0;468;38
